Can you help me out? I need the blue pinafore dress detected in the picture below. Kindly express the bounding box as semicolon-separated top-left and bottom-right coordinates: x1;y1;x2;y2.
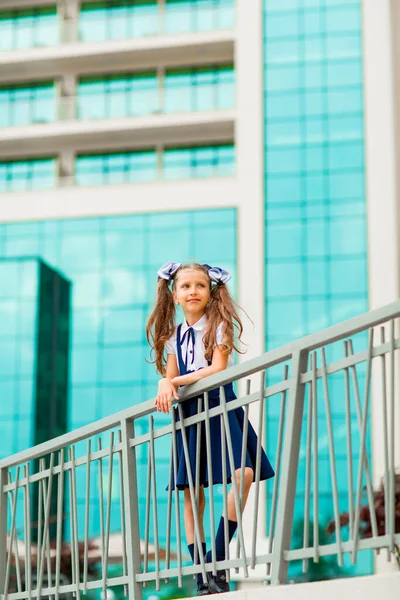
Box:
170;324;274;491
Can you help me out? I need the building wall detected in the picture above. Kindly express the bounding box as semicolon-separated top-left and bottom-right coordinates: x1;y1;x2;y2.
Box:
263;0;370;577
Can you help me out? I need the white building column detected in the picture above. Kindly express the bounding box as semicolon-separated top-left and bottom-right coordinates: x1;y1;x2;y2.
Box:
235;0;267;580
362;0;400;574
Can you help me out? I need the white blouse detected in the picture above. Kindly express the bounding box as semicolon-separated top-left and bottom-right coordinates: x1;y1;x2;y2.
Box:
165;314;234;371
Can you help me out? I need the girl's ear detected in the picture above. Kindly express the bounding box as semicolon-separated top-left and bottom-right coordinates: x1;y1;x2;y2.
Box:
172;290;178;304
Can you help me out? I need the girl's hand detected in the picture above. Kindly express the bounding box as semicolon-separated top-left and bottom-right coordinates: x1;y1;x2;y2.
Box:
155;378;179;414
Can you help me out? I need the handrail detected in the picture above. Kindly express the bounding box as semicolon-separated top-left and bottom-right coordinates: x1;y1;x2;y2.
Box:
0;299;399;598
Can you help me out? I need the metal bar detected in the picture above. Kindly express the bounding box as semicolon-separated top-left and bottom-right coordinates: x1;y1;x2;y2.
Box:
55;450;65;600
37;460;43;590
270;349;309;585
343;342;354;541
220;390;230;580
36;453;55;600
69;447;80;598
7;473;22;594
4;467;19;598
177;403;207;584
236;379;250;574
143;434;151;578
97;437;105;592
67;453;76;591
40;460;54;600
23;463;32;599
149;417;160;591
351;329;374;563
251;371;266;569
379;327;391;560
220;386;248;577
120;419;143;600
320;347;344;566
0;468;7;599
165;444;173;580
83;440;91;595
171;411;183;588
194;397;202;568
103;432;115;600
388;320;395;553
267;365;289;576
204;391;216;577
311;352;319;564
347;338;379;548
117;429;128;597
302;376;313;573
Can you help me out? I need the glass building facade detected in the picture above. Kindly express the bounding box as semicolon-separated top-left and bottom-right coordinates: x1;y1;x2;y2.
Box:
0;82;56;128
77;65;235;120
0;6;59;51
0;0;376;581
0;210;236;542
0;0;235;51
0;258;70;459
79;0;235;42
263;0;369;576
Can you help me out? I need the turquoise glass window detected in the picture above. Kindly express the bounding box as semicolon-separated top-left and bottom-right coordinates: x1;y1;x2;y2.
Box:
164;65;235;113
79;0;234;41
0;82;56;128
77;66;234;120
164;0;234;34
77;73;159;119
0;7;59;52
75;150;158;186
163;144;235;179
264;0;369;578
75;144;235;185
79;0;159;42
0;158;56;192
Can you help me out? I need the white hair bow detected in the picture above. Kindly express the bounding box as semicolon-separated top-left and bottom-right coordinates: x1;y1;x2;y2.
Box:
202;264;232;285
157;262;182;281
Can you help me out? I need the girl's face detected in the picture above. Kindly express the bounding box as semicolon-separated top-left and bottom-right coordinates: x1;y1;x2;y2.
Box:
173;269;211;320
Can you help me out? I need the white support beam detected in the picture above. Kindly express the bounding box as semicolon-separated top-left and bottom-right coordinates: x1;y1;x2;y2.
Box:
235;0;266;566
0;178;239;223
0;110;235;159
362;0;400;575
0;32;234;84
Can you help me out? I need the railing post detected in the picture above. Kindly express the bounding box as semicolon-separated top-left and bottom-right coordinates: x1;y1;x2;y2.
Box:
0;468;8;599
270;348;309;585
120;419;143;600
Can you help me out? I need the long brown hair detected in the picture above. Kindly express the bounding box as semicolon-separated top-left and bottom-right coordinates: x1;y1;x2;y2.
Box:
146;263;245;376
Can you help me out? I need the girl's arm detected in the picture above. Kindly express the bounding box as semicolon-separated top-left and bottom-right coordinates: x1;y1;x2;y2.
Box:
155;354;180;414
171;345;229;387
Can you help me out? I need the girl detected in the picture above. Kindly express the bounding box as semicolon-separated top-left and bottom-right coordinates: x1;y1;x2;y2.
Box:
146;262;274;596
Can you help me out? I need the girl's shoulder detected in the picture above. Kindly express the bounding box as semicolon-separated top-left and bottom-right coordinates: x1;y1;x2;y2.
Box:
165;325;178;354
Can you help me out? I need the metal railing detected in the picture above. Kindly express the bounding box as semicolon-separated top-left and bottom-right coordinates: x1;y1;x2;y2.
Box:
0;301;400;599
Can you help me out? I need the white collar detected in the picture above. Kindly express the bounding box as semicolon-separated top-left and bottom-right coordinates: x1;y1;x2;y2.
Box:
180;313;207;335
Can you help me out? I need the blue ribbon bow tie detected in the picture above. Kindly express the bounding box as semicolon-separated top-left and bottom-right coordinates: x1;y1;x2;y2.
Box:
180;327;195;369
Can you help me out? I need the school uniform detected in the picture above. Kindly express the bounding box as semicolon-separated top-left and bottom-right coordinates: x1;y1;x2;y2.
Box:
165;314;274;490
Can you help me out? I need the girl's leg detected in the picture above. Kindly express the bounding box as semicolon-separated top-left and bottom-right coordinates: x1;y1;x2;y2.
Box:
184;486;206;544
206;468;254;594
227;466;254;520
206;467;254;570
184;487;208;592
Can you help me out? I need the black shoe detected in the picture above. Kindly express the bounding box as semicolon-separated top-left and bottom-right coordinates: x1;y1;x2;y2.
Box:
196;581;211;596
208;571;230;594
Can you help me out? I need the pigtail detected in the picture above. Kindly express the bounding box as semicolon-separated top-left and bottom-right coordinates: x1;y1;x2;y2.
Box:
146;278;176;376
203;284;245;362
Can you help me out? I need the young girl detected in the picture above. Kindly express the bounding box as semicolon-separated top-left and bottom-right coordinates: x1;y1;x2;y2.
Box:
146;262;274;596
